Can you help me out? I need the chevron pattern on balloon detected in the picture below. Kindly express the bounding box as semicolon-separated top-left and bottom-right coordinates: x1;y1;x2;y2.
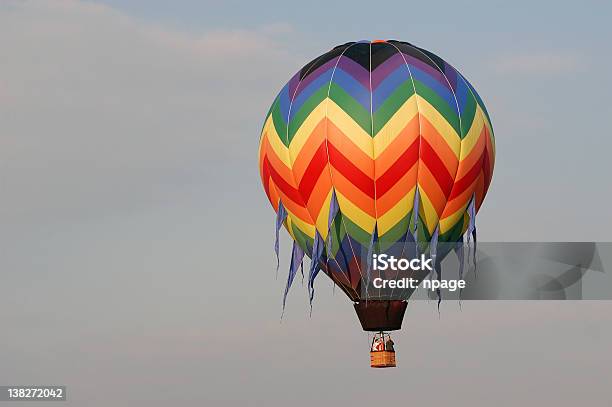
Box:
259;41;494;297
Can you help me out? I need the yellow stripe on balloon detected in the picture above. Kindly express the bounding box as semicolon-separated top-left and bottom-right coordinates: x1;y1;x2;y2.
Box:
373;95;419;157
287;210;315;239
263;116;292;168
478;106;495;159
376;191;414;235
285;216;297;241
460;213;470;235
327;100;374;158
315;190;333;239
416;95;461;152
417;189;440;235
288;101;326;160
439;203;469;234
336;190;376;234
460;105;486;158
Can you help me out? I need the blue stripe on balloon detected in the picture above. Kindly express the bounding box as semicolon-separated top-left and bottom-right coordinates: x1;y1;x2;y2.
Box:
410;65;458;113
277;84;290;123
331;68;371;110
372;64;410;112
288;68;334;122
455;76;474;118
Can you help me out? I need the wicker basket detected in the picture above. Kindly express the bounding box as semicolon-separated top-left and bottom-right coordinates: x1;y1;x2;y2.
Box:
370;350;396;368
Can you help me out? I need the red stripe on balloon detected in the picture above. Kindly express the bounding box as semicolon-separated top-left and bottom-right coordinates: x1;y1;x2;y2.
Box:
298;142;329;202
327;141;375;199
420;138;454;197
375;137;419;196
264;156;304;205
447;150;485;200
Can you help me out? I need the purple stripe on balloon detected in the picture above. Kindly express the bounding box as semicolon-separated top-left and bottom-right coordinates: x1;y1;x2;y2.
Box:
371;52;405;89
333;234;366;288
331;68;371;110
275;201;288;274
372;64;411;112
444;63;459;92
293;58;339;99
328;236;351;281
289;68;334;120
283;241;305;311
308;232;324;304
401;53;447;85
336;56;370;89
287;72;301;102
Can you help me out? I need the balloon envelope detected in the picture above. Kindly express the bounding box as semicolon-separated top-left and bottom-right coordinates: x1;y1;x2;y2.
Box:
259;40;495;302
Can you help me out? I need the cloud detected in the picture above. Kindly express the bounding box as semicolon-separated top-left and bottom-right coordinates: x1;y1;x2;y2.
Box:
491;52;589;76
0;0;301;225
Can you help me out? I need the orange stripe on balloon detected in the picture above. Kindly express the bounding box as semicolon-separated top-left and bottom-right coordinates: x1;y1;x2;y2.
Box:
327;141;375;199
375;137;419;197
420;115;459;177
376;167;417;215
305;167;333;220
262;136;298;188
327;119;373;176
440;180;477;219
267;178;281;212
447;149;485;200
264;155;313;219
274;187;313;225
458;131;486;174
291;119;326;183
419;137;454;198
374;115;419;176
417;163;448;217
329;166;376;218
474;171;486;210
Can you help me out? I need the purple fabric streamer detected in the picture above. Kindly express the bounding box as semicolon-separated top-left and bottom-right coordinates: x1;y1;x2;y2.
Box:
466;195;476;242
300;261;304;285
412;187;420;243
454;236;465;280
454;236;465;299
400;217;417;262
435;262;442;309
430;225;439;269
466;194;476;266
274;201;288;277
365;224;379;296
326;190;339;255
308;231;324;305
282;241;305;313
471;228;478;272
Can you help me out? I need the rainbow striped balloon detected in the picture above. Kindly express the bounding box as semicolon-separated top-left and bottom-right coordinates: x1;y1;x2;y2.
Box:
259;40;495;303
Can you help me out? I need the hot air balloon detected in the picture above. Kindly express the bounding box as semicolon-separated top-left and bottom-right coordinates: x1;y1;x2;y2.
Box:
258;40;495;368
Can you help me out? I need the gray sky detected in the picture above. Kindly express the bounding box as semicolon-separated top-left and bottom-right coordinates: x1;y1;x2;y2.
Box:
0;1;611;406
